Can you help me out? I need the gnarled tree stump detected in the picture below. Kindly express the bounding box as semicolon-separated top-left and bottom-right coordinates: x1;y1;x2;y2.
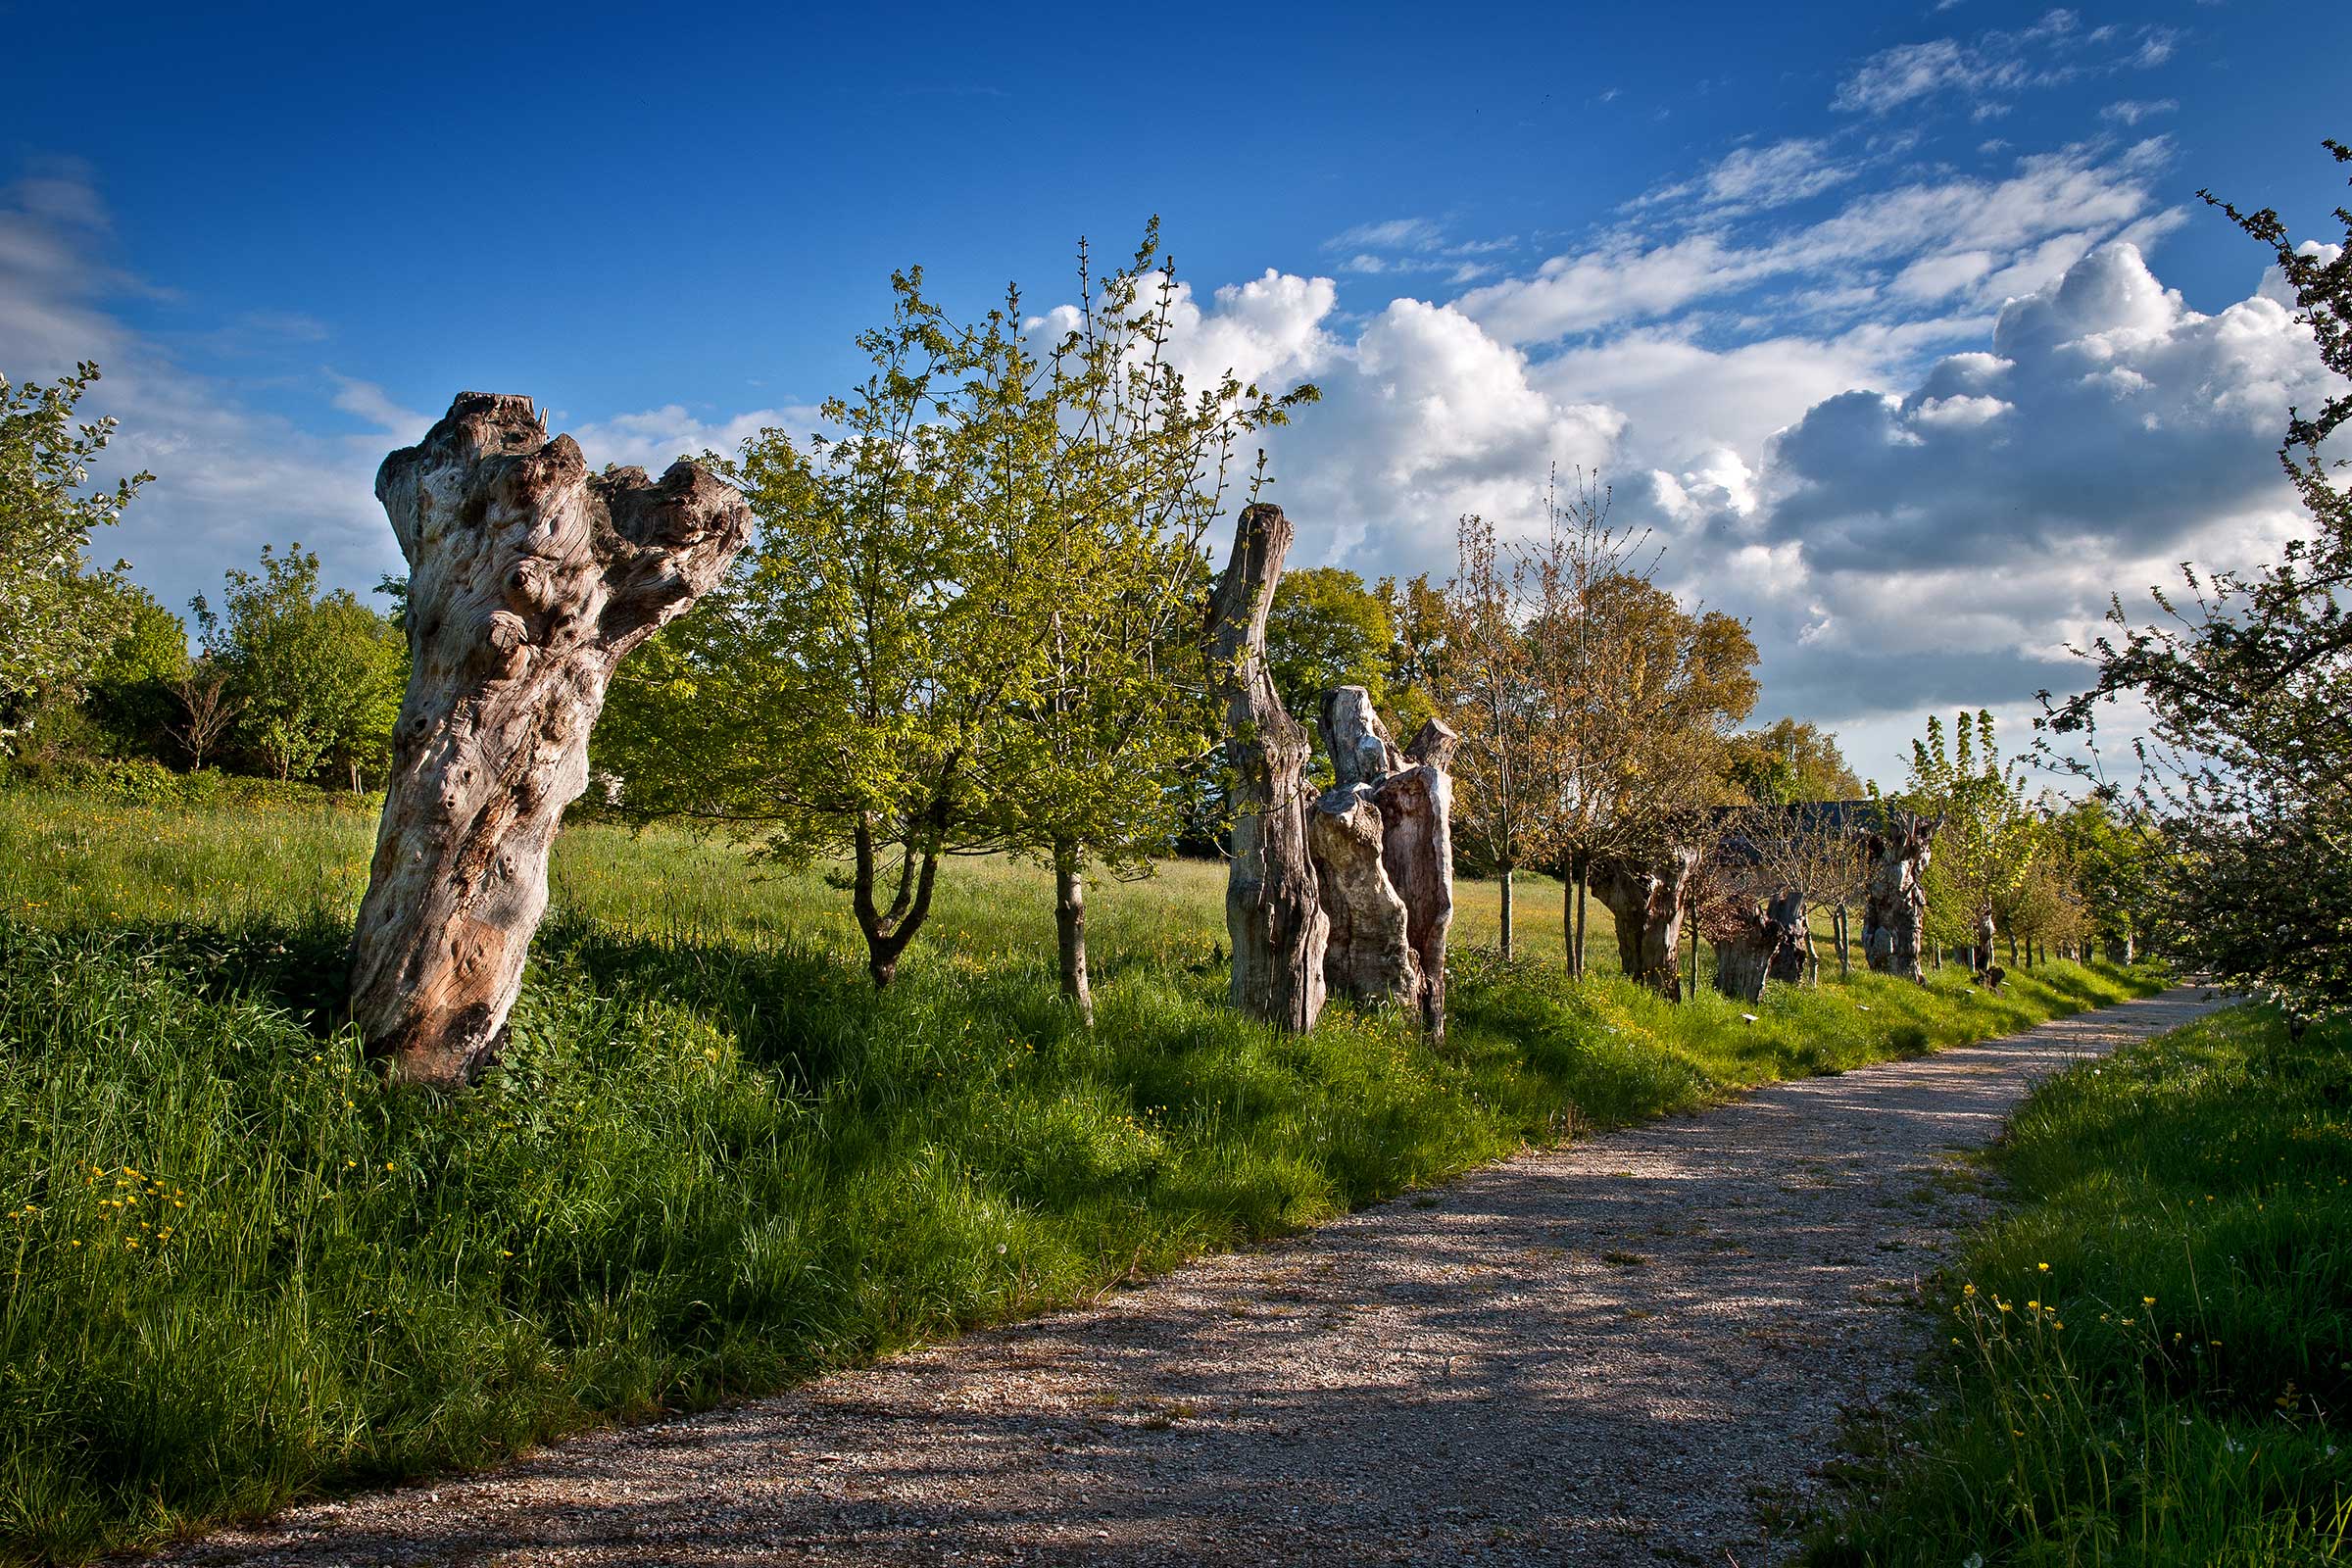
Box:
352;393;752;1089
1207;504;1327;1032
1706;897;1800;1004
1765;886;1811;985
1307;691;1456;1036
1860;812;1939;984
1592;845;1700;1001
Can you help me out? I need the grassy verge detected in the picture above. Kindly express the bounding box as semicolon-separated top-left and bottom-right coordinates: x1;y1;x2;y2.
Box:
0;789;2163;1562
1806;1004;2352;1566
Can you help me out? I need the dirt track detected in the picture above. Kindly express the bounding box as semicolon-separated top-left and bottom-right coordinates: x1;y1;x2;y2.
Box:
165;987;2225;1568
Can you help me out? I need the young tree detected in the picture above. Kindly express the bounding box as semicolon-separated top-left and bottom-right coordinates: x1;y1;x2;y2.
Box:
192;544;406;785
1438;513;1550;958
601;274;1016;989
168;657;240;772
0;363;150;744
980;232;1314;1019
2048;138;2352;1017
1901;711;2037;971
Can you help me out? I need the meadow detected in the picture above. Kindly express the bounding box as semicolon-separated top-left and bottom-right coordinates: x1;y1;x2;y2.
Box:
0;786;2161;1562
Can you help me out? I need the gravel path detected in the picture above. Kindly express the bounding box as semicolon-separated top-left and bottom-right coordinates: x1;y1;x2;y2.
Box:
165;987;2224;1568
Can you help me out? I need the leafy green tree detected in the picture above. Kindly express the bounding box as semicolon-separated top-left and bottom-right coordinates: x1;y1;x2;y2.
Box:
1263;566;1394;727
1728;717;1864;805
2049;138;2352;1016
2048;796;2163;961
83;583;190;759
1901;710;2037;965
976;232;1312;1019
607;239;1312;1000
0;363;150;744
193;544;406;786
602;270;1057;989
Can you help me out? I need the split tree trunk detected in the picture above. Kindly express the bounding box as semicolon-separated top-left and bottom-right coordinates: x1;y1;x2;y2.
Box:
1054;837;1092;1026
1860;812;1939;984
1207;504;1327;1032
351;393;751;1089
1306;688;1456;1036
1709;900;1794;1004
1591;846;1700;1001
1765;887;1810;985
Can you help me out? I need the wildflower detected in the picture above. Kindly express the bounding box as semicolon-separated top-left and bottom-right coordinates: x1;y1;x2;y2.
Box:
2036;1262;2049;1273
2142;1296;2155;1306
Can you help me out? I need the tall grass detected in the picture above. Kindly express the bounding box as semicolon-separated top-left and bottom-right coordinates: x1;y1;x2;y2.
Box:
1807;1005;2352;1566
0;788;2164;1561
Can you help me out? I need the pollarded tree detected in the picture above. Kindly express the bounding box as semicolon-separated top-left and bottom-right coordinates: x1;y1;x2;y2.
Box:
1438;512;1552;959
0;363;150;745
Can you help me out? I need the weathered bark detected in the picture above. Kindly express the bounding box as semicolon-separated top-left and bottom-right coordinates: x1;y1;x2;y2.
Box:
1591;845;1700;1001
1307;690;1456;1036
352;393;751;1088
1765;886;1810;985
1309;779;1420;1014
1207;504;1327;1032
1386;717;1456;1036
1709;899;1795;1004
1054;837;1093;1026
1860;813;1939;984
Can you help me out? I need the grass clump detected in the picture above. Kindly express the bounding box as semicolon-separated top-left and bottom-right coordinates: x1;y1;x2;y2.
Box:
1807;1004;2352;1566
0;789;2165;1561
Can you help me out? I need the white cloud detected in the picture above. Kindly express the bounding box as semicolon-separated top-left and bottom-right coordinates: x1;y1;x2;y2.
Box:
1833;13;2181;117
568;404;821;473
2100;98;2177;125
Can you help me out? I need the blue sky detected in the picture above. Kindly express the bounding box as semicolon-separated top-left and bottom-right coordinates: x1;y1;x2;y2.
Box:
3;0;2345;783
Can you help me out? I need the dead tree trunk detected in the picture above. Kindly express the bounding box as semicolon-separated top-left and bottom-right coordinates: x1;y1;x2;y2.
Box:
1860;812;1940;984
1054;837;1092;1026
352;393;751;1089
1307;688;1456;1036
1708;898;1796;1004
1592;845;1700;1001
1765;887;1810;985
1207;504;1327;1032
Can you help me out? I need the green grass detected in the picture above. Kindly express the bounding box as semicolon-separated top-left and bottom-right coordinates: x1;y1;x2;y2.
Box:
1806;1004;2352;1566
0;787;2164;1562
